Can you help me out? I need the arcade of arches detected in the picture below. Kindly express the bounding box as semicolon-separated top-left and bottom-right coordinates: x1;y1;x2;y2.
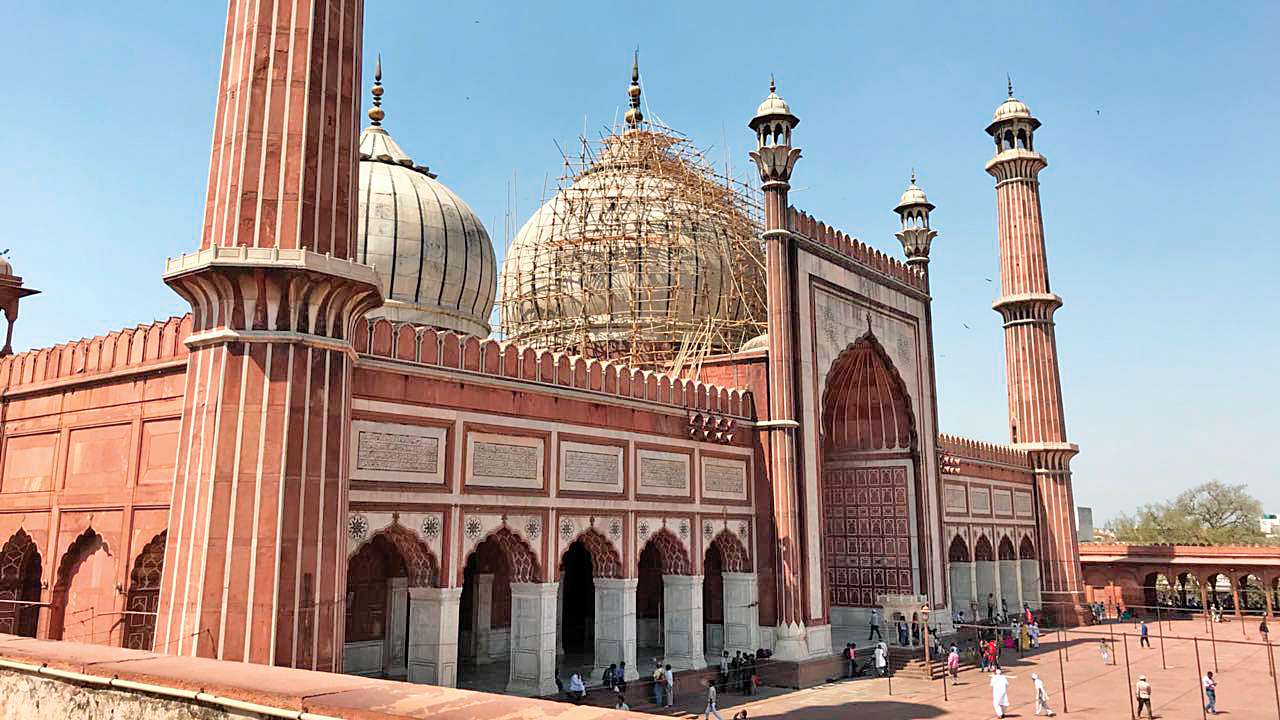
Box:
340;523;757;696
946;533;1040;619
0;527;168;649
1079;544;1280;619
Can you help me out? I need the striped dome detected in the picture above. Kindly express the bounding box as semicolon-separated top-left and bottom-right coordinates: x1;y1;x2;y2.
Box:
356;125;496;336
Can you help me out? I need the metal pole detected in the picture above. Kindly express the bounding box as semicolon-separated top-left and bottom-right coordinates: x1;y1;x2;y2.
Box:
1209;612;1219;673
1158;604;1168;670
1122;633;1136;720
1194;638;1208;720
1109;623;1117;665
1057;637;1069;713
1062;628;1069;662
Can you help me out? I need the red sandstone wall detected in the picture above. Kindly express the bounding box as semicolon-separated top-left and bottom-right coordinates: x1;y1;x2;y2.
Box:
0;316;190;647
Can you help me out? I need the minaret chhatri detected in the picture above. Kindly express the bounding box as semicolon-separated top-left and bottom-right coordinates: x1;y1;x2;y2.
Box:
155;0;380;669
985;81;1085;622
749;77;809;660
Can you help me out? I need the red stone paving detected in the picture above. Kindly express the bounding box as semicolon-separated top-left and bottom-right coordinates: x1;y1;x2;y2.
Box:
648;620;1280;719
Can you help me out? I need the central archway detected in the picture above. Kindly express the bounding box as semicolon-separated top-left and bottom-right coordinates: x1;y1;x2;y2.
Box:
820;334;919;641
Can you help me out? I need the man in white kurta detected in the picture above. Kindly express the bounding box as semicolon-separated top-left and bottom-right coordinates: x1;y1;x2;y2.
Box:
991;668;1012;718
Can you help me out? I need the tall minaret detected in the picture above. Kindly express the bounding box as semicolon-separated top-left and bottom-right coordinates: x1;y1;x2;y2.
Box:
894;172;938;283
985;82;1085;622
156;0;381;669
748;78;809;660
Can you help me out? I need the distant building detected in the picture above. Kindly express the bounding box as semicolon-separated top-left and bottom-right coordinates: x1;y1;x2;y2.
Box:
1078;507;1095;543
1262;514;1280;537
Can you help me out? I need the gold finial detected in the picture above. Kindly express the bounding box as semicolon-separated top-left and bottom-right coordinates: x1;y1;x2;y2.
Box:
368;53;385;126
625;49;644;128
1007;74;1014;98
769;73;776;94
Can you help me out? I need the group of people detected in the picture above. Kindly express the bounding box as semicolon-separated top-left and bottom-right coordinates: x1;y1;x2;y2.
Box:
716;650;760;696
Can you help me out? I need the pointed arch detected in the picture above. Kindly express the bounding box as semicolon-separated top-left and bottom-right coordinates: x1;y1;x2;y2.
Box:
997;536;1016;561
822;333;917;452
479;526;541;584
710;530;750;573
370;523;439;588
948;535;971;563
974;535;994;562
0;529;42;637
1018;536;1036;560
122;531;165;650
640;528;692;575
563;528;621;579
50;527;111;642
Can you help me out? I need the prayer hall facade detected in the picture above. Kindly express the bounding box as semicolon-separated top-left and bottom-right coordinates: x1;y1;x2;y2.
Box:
0;0;1085;697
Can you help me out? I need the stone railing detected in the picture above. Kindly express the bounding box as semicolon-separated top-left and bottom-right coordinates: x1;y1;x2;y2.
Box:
938;433;1031;468
0;634;639;719
787;207;927;292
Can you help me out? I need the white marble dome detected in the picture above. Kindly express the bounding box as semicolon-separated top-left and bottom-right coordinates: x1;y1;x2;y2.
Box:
356;123;496;336
992;96;1033;124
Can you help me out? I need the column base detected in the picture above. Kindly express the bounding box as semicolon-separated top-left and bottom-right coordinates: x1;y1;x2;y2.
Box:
407;587;462;687
507;582;559;697
1040;590;1089;627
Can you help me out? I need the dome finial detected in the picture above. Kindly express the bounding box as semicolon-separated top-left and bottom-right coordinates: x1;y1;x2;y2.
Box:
1007;73;1014;98
624;48;644;129
769;73;776;94
910;168;917;185
368;53;385;126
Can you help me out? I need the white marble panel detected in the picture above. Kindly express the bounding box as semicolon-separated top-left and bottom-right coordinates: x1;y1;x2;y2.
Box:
350;420;446;484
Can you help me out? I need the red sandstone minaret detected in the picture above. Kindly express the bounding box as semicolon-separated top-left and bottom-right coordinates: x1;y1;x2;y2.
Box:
749;78;810;659
985;82;1085;622
154;0;381;669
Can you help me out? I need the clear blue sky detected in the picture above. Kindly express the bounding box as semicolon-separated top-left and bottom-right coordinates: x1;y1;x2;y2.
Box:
1;2;1276;523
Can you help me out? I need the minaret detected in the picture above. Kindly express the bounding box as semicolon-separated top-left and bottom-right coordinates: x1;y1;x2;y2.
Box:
893;172;938;282
985;82;1085;622
748;78;809;660
155;0;381;668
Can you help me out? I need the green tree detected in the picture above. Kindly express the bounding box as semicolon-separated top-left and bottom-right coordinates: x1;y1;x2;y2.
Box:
1108;481;1267;545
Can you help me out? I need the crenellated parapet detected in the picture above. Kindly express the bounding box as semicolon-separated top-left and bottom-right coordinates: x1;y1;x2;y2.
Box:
352;317;756;421
938;433;1032;469
787;207;928;292
0;315;191;394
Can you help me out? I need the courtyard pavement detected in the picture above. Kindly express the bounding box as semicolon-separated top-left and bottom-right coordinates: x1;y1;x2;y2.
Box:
646;619;1280;719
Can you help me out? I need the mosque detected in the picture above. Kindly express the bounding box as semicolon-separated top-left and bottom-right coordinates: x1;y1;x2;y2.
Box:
0;2;1085;697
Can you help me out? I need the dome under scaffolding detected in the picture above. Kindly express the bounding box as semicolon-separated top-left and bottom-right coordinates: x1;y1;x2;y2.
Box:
497;64;766;375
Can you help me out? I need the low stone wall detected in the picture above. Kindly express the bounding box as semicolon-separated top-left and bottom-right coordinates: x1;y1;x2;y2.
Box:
0;634;638;719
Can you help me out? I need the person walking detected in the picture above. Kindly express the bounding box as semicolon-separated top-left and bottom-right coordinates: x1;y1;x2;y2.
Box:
1032;673;1055;716
1203;671;1218;714
1139;620;1151;648
702;679;725;720
843;642;855;678
874;641;888;677
664;664;676;708
990;668;1012;718
1100;639;1112;665
947;645;961;685
869;609;883;640
1135;675;1153;719
652;662;665;706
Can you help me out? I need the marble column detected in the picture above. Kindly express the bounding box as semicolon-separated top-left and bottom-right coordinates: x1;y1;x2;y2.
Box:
722;572;760;657
1020;559;1042;609
999;558;1020;613
556;581;565;657
594;578;639;681
949;563;974;620
407;587;461;687
385;577;409;678
473;573;494;664
507;582;559;696
976;562;997;619
662;575;706;671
